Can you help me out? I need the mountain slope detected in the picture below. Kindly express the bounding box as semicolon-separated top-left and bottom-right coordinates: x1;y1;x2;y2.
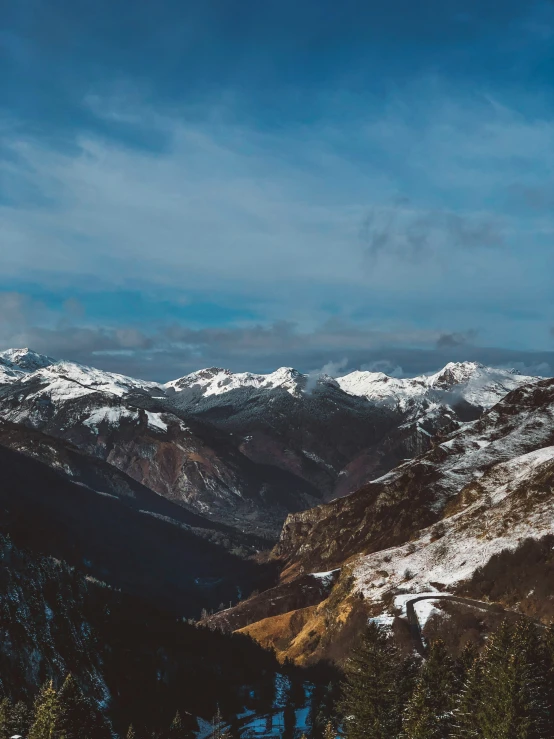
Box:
0;349;542;537
0;361;319;535
0;534;291;735
170;377;399;499
0;438;273;616
276;377;554;575
206;377;554;663
169;361;538;503
0;419;265;556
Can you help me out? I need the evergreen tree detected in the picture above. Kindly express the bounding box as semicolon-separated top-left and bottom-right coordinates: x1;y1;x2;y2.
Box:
166;709;199;739
211;706;231;739
402;639;457;739
308;679;341;739
323;720;336;739
57;674;111;739
457;640;478;679
57;674;87;739
29;680;61;739
339;622;403;739
308;681;325;739
453;655;484;738
542;622;554;737
168;711;185;739
9;700;32;738
476;619;547;739
0;697;13;739
283;701;296;739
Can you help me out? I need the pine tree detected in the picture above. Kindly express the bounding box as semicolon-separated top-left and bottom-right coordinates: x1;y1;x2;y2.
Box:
168;710;197;739
542;622;554;737
29;680;61;739
453;655;484;738
168;711;184;739
57;674;87;739
309;681;338;739
402;639;458;739
323;720;336;739
457;640;478;678
476;618;547;739
211;706;231;739
339;621;403;739
283;700;296;739
0;697;13;739
57;674;111;739
9;700;32;738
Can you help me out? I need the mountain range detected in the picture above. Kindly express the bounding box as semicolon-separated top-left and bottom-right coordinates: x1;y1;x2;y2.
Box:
0;348;536;534
1;346;553;672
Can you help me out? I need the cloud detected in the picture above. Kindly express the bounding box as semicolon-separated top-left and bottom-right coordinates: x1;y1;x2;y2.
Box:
360;203;504;262
507;184;554;212
1;84;554;377
305;357;348;392
436;330;478;349
360;360;404;377
1;289;552;382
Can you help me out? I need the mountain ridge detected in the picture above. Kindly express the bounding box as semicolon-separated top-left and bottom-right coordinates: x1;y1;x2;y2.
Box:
0;347;544;535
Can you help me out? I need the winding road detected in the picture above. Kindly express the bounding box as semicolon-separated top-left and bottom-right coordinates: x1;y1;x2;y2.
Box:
403;594;544;656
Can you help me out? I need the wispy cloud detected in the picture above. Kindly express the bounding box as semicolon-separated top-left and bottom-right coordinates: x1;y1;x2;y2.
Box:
2;80;554;374
1;290;553;381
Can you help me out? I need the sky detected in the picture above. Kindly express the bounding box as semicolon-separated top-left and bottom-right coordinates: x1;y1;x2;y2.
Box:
1;0;554;381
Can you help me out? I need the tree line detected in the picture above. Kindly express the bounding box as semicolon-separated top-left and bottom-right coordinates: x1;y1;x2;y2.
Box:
0;674;201;739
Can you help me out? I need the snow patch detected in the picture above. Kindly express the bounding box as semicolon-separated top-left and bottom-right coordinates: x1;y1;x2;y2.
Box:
83;407;138;429
145;411;168;432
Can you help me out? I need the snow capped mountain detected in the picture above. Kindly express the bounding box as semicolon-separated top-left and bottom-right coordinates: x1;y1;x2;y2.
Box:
166;366;304;397
167;361;534;410
210;376;554;663
0;352;318;534
337;361;537;412
0;348;547;537
277;376;554;575
353;445;554;607
0;347;56;373
0;348;162;401
0;347;56;384
23;360;162;398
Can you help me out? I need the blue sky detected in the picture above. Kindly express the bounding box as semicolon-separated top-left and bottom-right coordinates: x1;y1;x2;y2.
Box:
1;0;554;380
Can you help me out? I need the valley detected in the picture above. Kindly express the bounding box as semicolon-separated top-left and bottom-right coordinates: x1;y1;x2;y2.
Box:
0;347;553;735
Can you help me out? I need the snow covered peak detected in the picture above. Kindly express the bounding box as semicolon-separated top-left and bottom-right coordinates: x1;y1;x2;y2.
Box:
166;366;303;397
0;348;55;373
427;361;483;386
26;361;162;398
336;361;538;411
0;348;57;386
